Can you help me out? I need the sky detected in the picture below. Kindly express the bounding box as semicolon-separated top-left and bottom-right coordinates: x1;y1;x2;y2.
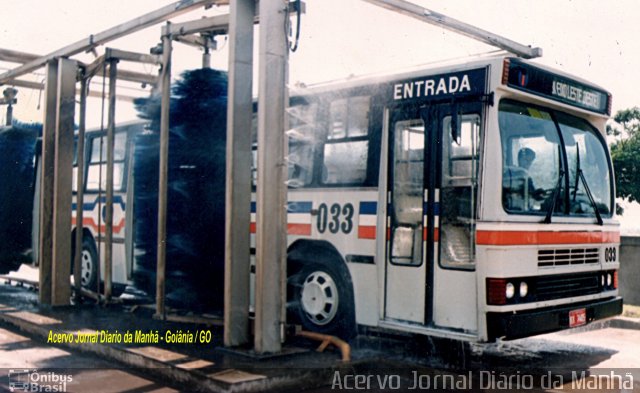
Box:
1;0;640;230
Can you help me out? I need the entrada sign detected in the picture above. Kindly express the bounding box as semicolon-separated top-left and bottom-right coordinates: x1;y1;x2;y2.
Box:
391;68;487;102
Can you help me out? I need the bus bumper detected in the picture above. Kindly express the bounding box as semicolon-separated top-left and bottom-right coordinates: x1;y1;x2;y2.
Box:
486;296;623;341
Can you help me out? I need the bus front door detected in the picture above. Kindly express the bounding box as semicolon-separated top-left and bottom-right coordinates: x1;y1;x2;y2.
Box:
384;100;482;326
384;106;430;323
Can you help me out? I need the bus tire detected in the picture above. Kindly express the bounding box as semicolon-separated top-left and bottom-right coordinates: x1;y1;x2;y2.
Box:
291;261;356;339
79;237;99;292
72;236;126;298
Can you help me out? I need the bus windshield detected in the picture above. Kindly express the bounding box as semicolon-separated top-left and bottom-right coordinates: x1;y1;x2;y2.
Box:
499;100;612;218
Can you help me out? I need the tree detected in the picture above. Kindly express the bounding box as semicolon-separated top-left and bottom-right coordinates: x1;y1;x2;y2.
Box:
608;107;640;214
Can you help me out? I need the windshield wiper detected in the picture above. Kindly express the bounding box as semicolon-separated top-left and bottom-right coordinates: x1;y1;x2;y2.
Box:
572;145;580;202
577;169;604;225
543;170;564;224
572;144;604;225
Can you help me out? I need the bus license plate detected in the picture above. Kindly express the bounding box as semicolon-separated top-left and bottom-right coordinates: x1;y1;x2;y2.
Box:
569;308;587;327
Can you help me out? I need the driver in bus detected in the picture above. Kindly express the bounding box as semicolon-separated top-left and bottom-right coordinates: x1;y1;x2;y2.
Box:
517;147;545;201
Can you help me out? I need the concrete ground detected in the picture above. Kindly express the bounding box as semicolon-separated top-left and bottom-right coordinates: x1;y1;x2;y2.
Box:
0;324;179;392
0;278;366;393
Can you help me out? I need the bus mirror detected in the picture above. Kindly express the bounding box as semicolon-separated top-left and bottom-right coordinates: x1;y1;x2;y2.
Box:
391;226;414;263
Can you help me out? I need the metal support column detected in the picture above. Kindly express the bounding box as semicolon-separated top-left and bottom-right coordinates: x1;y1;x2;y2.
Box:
51;58;77;305
155;28;173;319
224;0;255;348
203;47;211;69
104;58;118;300
38;61;58;305
254;0;289;353
73;77;88;299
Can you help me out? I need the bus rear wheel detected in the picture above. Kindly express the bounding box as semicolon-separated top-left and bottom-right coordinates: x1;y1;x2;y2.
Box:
73;238;126;297
79;237;99;291
291;261;355;339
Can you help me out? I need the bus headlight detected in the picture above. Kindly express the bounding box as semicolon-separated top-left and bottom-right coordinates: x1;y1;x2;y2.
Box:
519;281;528;298
607;273;612;287
505;282;515;299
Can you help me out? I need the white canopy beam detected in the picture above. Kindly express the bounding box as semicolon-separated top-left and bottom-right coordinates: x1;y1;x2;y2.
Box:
362;0;542;59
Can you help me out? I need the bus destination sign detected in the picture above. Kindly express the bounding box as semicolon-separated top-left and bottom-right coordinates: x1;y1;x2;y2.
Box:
506;58;609;115
391;68;487;103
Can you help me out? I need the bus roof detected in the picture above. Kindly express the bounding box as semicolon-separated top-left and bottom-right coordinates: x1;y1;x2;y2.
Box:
291;53;611;117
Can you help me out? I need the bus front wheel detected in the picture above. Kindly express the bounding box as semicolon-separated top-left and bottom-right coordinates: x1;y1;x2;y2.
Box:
291;261;355;339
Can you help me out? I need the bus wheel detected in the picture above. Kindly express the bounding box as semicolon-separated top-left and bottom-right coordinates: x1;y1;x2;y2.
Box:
80;238;99;291
292;261;355;339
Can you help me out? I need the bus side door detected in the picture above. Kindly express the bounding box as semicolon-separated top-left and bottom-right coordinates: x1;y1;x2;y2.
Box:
384;100;482;326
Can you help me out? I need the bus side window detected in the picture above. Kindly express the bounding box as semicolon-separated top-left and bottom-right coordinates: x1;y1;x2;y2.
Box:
287;103;318;188
440;114;480;268
86;132;127;192
322;96;370;185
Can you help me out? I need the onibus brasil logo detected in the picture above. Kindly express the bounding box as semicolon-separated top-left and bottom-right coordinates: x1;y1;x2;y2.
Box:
8;369;72;392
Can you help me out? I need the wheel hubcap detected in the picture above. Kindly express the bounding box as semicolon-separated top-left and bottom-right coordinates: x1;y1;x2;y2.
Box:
300;271;338;326
81;250;93;286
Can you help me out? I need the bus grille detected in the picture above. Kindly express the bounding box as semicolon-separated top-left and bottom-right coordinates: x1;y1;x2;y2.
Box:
533;272;601;301
538;248;599;267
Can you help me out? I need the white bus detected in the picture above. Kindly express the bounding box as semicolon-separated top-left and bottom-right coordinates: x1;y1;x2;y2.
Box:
40;55;620;343
69;121;145;295
277;55;621;341
29;121;145;295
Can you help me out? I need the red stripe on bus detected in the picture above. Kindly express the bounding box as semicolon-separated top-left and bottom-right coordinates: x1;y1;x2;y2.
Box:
422;228;439;242
358;226;376;239
250;222;311;236
476;230;620;246
71;217;125;235
288;223;312;236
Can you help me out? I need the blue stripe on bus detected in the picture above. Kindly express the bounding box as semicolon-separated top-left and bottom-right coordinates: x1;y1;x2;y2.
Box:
422;202;440;216
251;201;313;214
359;201;377;215
287;201;312;213
72;195;126;212
251;200;438;216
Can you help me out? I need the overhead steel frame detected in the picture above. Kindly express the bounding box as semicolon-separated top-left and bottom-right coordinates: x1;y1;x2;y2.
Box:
8;0;541;349
152;12;239;322
38;58;76;306
0;47;158;87
151;15;235;321
254;0;289;354
154;1;292;353
0;0;225;85
74;49;161;303
153;17;232;321
224;0;254;349
9;1;224;306
362;0;542;59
